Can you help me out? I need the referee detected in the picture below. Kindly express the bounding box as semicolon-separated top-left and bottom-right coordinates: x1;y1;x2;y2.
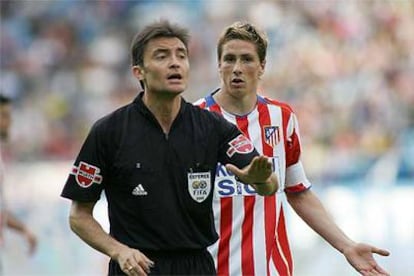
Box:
61;20;278;276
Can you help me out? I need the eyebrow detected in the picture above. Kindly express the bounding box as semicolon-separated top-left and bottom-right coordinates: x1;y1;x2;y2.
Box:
152;47;187;55
223;53;254;58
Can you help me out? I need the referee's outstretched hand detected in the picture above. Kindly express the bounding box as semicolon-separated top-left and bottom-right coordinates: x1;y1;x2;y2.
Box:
226;156;278;196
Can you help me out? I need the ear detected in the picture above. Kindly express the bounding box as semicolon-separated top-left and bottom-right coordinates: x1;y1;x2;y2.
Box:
258;60;266;77
132;65;145;81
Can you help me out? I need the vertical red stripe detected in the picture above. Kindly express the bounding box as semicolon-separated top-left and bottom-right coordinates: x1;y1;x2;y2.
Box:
209;103;232;276
277;205;293;275
235;115;255;276
271;241;289;276
217;197;233;276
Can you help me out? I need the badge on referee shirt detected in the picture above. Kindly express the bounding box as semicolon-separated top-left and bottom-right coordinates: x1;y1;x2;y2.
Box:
187;171;211;203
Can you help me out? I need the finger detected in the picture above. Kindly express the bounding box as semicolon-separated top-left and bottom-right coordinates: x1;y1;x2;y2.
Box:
123;265;134;276
248;156;259;171
134;265;148;276
133;252;153;274
373;265;390;275
137;260;151;274
143;256;154;268
258;158;272;174
254;156;264;170
126;265;147;276
225;163;242;176
372;247;390;256
259;156;271;170
360;270;375;276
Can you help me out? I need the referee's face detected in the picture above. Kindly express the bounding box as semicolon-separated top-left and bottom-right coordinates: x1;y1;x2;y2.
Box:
219;39;265;98
134;37;189;97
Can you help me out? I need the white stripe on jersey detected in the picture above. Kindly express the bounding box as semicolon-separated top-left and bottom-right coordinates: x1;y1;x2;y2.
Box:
267;103;286;190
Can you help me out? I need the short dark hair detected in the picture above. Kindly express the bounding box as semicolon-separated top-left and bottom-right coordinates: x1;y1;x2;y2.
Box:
0;94;11;105
217;21;268;63
131;20;190;67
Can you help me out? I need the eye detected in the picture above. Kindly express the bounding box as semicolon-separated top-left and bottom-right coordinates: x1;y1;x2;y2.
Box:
223;56;235;62
155;54;166;60
242;56;254;62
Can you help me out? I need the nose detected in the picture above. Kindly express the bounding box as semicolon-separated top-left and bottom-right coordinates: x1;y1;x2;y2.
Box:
232;59;242;75
169;55;181;68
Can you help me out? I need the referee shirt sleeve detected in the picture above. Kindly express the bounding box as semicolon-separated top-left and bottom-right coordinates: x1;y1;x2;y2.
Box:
213;112;259;169
61;120;108;202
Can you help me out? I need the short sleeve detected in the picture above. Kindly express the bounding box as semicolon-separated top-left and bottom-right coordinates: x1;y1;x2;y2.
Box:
284;113;311;193
60;121;108;202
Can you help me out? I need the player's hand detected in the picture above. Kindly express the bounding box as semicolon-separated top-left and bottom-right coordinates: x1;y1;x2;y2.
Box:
343;243;390;276
226;156;272;185
116;246;154;276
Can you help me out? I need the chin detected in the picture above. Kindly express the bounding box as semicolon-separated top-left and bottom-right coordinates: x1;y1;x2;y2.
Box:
229;88;246;95
162;89;184;96
171;84;187;94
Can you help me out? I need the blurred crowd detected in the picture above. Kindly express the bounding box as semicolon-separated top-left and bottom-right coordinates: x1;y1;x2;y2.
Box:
1;0;413;181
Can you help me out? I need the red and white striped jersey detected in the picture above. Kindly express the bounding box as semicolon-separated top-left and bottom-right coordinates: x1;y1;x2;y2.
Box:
195;92;311;276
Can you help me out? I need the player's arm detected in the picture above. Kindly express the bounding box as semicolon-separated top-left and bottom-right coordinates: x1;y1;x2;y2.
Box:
226;156;278;196
5;210;37;255
286;190;390;275
69;201;154;275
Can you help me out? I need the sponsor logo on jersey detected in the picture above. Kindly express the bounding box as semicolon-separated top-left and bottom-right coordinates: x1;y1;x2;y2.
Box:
215;163;256;197
71;161;102;188
264;126;280;147
226;134;254;157
215;157;281;197
188;172;211;202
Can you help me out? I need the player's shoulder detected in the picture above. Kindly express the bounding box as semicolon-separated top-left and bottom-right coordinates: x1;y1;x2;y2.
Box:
186;100;218;118
193;97;207;108
185;100;229;129
259;95;295;114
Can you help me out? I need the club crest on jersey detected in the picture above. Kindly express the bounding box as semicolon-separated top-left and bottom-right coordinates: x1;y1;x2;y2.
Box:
264;126;280;147
71;161;102;188
226;134;254;157
187;172;211;203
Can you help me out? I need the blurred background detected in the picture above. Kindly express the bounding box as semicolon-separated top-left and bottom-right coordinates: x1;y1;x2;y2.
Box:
1;0;413;275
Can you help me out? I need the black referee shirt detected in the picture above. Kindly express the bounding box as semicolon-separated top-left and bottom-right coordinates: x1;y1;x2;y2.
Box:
61;92;259;251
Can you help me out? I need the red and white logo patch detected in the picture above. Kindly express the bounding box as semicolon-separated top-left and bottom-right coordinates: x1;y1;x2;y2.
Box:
71;161;103;188
226;134;254;157
264;126;280;147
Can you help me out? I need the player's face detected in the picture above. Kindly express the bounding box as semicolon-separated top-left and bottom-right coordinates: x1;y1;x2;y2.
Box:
134;37;189;97
219;39;264;97
0;103;11;141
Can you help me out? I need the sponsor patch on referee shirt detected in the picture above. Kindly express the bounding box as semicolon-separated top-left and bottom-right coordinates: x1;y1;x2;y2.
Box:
226;134;254;157
70;161;102;188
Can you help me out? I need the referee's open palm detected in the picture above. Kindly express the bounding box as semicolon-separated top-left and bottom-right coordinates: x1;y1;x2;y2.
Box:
226;155;272;185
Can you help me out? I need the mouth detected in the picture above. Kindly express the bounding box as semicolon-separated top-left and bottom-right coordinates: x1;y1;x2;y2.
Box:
167;73;183;81
231;78;244;86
